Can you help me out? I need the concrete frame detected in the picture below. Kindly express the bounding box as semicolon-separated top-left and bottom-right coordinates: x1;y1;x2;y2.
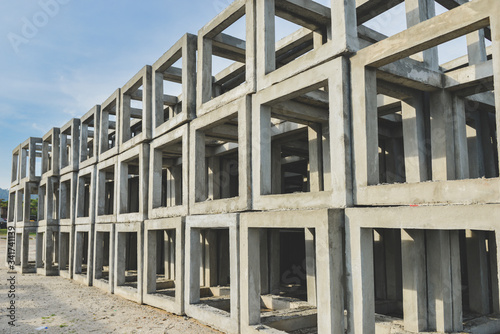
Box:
152;33;197;138
350;0;500;206
117;143;150;223
114;222;144;304
36;176;60;276
240;209;345;334
252;57;352;210
255;0;358;91
58;224;74;279
143;217;184;315
119;66;153;153
189;96;251;215
184;214;240;334
98;89;121;161
95;156;119;224
59;118;81;175
58;172;78;279
196;0;256;115
93;223;115;293
79;105;101;169
41;128;60;178
73;223;94;286
35;224;59;276
346;204;500;334
75;165;97;226
149;124;189;219
10;144;21;187
19;137;42;183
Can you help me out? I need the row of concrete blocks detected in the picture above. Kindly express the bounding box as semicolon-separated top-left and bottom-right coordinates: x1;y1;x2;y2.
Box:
10;205;500;334
8;0;500;212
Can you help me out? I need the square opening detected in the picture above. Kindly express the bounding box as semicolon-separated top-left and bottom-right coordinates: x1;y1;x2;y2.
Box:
60;180;72;220
256;228;318;332
262;84;330;195
157;58;184;127
368;26;497;186
95;231;112;282
81;115;97;162
30;193;38;222
61;127;75;170
146;229;177;298
117;231;139;289
77;174;92;218
8;192;15;222
36;232;45;269
59;232;70;272
42;135;54;174
124;158;140;214
153;140;184;209
197;228;231;313
98;166;115;216
39;185;46;221
195;115;241;202
101;102;118;153
11;150;19;183
123;78;146;143
371;228;499;331
75;231;89;276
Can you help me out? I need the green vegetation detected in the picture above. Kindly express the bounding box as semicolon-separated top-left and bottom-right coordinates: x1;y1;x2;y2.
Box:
0;229;6;236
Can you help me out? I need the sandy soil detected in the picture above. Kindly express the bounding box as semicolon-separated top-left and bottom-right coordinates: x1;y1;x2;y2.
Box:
0;237;221;334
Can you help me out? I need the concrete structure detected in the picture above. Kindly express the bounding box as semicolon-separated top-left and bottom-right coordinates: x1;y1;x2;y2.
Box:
6;0;500;333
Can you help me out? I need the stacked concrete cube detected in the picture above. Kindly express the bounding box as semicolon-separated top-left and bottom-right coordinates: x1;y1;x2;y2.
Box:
6;0;500;333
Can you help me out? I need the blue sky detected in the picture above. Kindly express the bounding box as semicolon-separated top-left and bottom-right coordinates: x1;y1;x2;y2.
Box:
0;0;469;189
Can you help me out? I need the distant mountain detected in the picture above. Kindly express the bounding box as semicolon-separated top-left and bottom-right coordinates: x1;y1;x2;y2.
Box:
0;188;8;201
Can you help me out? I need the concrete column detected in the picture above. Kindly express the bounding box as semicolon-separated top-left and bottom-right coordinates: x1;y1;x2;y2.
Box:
256;0;275;79
316;212;344;333
260;229;269;294
308;125;324;192
401;229;427;333
116;232;126;286
95;232;103;279
207;157;220;200
121;94;131;143
453;96;470;180
169;232;175;280
269;229;280;294
330;0;359;52
466;114;482;178
221;159;232;199
487;231;500;314
491;16;500;171
373;229;387;300
241;227;261;327
346;225;374;334
466;230;491;314
146;230;156;294
15;233;21;265
42;142;49;174
305;228;317;306
74;232;83;274
426;230;462;332
322;123;332;192
271;142;282;194
151;149;162;209
45;231;54;270
187;229;201;304
59;233;68;270
402;96;428;182
405;0;438;69
164;230;171;280
478;112;497;178
204;230;218;287
118;162;128;214
385;229;402;301
197;37;212;105
36;233;43;269
172;166;182;206
430;90;456;181
21;230;29;271
218;230;229;286
194;131;207;202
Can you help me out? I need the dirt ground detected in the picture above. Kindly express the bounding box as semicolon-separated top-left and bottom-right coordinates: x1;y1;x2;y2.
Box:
0;236;220;334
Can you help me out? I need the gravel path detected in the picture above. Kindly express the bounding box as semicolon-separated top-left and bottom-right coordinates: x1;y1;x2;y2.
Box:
0;237;221;334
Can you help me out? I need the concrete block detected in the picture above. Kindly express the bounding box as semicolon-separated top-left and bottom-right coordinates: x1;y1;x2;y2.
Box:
98;89;121;161
73;223;94;286
119;66;153;153
93;223;115;293
152;33;197;138
41;128;61;178
59;119;81;175
75;164;97;225
185;214;240;334
143;217;184;315
79;105;101;169
95;156;119;224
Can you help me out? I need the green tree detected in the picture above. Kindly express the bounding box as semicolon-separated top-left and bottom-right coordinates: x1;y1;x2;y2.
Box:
30;198;38;219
